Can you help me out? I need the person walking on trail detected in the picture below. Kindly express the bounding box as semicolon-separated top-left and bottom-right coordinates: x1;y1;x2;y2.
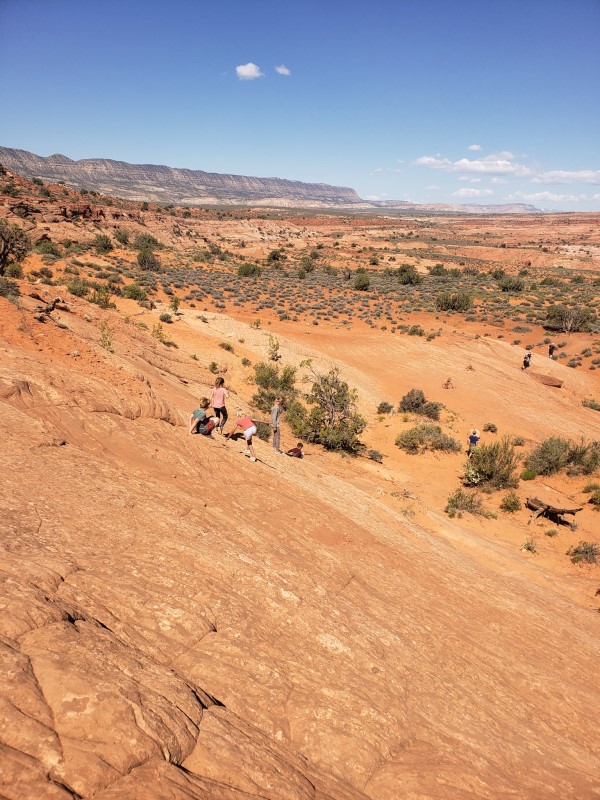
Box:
225;411;265;462
210;377;229;434
270;396;284;454
467;429;480;457
189;398;217;436
548;342;557;358
522;352;532;370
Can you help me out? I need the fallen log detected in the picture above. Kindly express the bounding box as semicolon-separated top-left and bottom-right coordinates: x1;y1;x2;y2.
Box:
526;496;582;529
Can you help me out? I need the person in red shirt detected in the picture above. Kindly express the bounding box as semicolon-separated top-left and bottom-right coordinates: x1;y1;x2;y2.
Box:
286;442;304;458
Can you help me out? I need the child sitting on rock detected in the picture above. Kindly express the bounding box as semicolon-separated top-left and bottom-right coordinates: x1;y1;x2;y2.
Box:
286;442;304;458
189;398;218;436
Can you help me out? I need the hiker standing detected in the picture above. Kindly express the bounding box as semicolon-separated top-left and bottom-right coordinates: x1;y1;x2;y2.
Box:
548;342;556;358
210;377;229;434
270;396;284;454
467;429;480;457
522;352;532;370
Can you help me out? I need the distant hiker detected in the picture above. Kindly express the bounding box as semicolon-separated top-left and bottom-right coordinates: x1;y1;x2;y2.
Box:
270;396;284;454
548;342;557;358
189;398;217;436
467;429;480;457
225;410;264;462
210;376;229;434
443;377;455;389
522;352;532;370
286;443;304;458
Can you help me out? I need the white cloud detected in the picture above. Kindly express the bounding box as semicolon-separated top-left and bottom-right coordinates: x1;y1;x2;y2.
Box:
366;195;380;201
491;177;510;184
467;144;482;151
275;64;291;76
532;169;600;185
414;152;531;176
236;62;264;80
458;176;481;183
452;188;493;198
508;190;588;203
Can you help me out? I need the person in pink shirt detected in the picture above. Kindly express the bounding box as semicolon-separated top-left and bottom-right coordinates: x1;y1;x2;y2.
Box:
210;377;229;434
225;410;264;462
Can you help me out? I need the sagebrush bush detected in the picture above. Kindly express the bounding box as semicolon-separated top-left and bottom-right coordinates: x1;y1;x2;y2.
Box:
377;401;394;414
445;488;484;517
395;424;461;454
567;541;599;564
0;276;20;298
399;388;442;420
500;491;521;513
463;436;519;489
526;437;600;476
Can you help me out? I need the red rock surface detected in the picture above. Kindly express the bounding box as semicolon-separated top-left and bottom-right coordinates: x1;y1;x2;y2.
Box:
1;285;600;800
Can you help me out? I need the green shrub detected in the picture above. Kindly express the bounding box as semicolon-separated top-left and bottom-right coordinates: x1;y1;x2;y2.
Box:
499;276;525;292
367;449;383;463
66;277;89;297
255;421;271;441
122;282;147;301
521;537;537;554
0;220;32;274
134;233;160;250
545;304;596;333
500;491;521;513
238;263;262;277
208;361;219;373
583;481;600;492
526;437;600;476
354;272;370;291
377;401;394;414
252;361;297;412
445;488;484;517
512;436;525;446
219;341;234;352
88;288;115;309
294;367;366;453
395;424;461;454
94;234;113;254
582;398;600;412
35;239;61;257
566;541;599;564
159;312;172;323
520;468;537;481
588;488;600;508
114;228;129;245
0;276;20;298
137;247;161;271
463;436;519;489
4;262;23;278
435;291;473;312
483;422;497;433
399;388;442;420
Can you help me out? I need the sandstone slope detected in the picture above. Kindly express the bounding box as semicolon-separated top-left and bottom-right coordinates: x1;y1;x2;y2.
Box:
1;289;599;800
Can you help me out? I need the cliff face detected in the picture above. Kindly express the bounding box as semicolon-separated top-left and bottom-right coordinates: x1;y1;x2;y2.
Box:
0;147;363;208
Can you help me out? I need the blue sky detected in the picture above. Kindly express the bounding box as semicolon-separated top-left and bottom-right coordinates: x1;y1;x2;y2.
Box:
1;0;599;211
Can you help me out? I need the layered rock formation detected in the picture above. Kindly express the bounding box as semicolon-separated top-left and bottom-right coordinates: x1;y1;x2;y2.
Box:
0;147;364;208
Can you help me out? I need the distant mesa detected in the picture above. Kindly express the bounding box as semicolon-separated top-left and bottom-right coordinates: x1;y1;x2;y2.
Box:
0;146;540;213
